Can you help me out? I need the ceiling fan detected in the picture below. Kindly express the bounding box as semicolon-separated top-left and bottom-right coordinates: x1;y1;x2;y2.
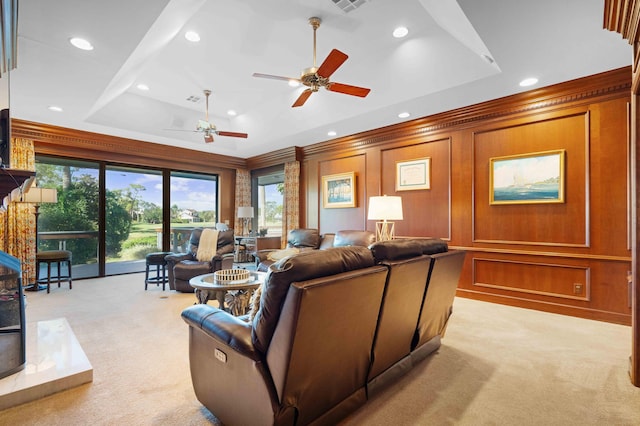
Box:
253;17;371;108
188;90;248;143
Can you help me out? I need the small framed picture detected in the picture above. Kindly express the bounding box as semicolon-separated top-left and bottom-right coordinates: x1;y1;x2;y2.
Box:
396;158;431;191
489;149;565;205
322;172;356;208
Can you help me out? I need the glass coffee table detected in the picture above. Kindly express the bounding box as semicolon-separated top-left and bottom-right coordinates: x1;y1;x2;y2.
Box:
189;270;267;316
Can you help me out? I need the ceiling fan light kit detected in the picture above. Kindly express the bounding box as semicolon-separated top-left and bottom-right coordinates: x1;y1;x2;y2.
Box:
253;16;371;108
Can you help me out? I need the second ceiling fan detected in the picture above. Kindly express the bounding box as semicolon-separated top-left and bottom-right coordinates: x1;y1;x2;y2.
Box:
195;89;248;143
253;17;371;108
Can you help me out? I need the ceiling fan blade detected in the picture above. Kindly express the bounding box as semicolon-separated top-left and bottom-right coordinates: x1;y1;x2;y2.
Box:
316;49;348;78
253;73;301;84
327;82;371;98
216;131;248;138
204;134;214;143
292;89;313;107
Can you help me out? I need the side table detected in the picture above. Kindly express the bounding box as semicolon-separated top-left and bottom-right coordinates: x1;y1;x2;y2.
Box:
189;271;267;316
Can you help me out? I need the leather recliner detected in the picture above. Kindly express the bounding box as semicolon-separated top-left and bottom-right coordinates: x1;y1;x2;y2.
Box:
165;228;235;293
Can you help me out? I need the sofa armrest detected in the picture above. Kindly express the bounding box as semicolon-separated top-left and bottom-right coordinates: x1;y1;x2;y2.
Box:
182;304;260;360
165;252;193;264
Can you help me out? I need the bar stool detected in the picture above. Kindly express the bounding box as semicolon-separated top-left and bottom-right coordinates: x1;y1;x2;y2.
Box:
35;250;72;294
145;252;172;290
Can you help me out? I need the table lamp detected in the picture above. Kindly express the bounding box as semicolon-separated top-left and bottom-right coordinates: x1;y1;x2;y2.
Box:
367;195;403;241
237;206;254;236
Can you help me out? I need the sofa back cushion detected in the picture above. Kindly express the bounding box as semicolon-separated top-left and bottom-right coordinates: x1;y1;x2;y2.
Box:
252;246;376;353
333;230;375;247
369;238;423;262
414;238;448;255
188;228;234;257
286;228;321;249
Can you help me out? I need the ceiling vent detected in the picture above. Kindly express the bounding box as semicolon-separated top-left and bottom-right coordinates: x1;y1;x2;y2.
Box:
331;0;368;13
186;95;201;103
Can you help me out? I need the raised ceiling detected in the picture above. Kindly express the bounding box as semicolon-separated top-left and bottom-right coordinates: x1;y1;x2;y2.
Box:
9;0;632;159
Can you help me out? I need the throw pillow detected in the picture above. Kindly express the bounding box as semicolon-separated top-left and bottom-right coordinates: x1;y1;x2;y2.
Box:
248;282;264;321
266;247;299;262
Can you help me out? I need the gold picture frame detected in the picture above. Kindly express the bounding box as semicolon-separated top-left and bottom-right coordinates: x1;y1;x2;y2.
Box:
396;157;431;191
489;149;565;205
322;172;356;208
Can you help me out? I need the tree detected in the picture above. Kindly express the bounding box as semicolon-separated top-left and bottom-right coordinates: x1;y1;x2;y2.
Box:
36;167;132;262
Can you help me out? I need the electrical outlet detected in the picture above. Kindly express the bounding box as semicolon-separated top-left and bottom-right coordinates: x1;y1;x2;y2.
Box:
573;283;582;294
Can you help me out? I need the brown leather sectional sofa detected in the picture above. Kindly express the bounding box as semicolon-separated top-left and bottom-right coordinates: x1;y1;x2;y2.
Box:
181;238;465;425
254;228;375;271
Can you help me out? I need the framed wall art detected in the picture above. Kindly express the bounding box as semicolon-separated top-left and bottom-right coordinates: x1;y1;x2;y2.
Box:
322;172;356;208
489;149;565;205
396;157;431;191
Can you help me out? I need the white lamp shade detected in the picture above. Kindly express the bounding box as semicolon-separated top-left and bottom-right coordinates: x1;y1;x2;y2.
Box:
367;195;403;220
22;187;58;204
237;206;254;218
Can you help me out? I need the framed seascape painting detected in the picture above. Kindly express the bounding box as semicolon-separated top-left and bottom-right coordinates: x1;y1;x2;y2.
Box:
396;157;431;191
322;172;356;208
489;149;565;205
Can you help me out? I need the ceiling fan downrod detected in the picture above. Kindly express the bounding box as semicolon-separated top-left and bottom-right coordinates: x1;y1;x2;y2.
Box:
309;17;321;69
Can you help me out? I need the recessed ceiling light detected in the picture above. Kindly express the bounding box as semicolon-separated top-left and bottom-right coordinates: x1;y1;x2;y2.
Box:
393;26;409;38
288;80;300;87
185;31;200;42
519;77;538;87
327;131;337;137
69;37;93;51
227;110;237;116
136;83;149;91
398;112;410;118
48;106;63;112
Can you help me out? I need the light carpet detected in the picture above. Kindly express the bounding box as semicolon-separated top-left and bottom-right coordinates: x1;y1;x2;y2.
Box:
0;273;638;425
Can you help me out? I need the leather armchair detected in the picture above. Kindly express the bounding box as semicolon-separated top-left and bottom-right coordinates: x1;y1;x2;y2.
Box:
165;228;235;293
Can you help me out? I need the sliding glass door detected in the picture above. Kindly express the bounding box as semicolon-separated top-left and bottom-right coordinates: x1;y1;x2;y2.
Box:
35;156;219;278
169;171;218;253
105;166;163;275
35;158;100;279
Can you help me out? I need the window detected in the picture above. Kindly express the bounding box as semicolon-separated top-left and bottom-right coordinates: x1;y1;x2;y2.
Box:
105;166;163;275
35;158;100;279
256;172;284;237
170;171;218;253
35;156;219;277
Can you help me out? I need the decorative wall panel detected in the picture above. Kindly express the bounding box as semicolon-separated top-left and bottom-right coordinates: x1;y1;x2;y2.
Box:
380;138;452;240
473;258;590;302
472;110;590;246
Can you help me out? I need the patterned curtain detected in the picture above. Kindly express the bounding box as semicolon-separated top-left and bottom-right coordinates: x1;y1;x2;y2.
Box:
282;161;300;247
0;138;36;285
234;169;251;235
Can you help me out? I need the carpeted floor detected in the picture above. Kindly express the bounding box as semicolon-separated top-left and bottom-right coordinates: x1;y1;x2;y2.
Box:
0;273;639;425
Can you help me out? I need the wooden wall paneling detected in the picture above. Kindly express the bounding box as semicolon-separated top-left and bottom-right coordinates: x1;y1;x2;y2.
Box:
588;98;632;256
472;110;590;247
473;257;591;301
461;252;631;324
318;154;367;234
304;159;319;229
451;129;473;246
380;137;452;240
606;0;640;386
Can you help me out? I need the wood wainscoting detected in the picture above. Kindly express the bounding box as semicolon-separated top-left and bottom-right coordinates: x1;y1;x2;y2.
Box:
257;67;632;326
